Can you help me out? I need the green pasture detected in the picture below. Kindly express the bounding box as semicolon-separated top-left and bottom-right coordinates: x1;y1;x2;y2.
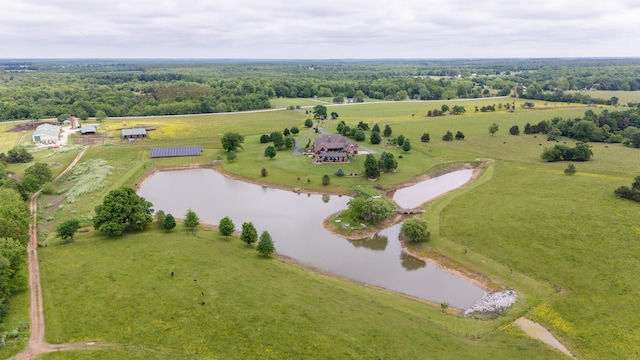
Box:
567;90;640;104
3;97;640;359
36;227;561;359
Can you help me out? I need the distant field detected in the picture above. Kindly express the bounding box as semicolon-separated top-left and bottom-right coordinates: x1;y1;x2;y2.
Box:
568;90;640;104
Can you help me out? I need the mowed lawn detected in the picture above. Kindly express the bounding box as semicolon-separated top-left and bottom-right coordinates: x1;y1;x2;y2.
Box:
37;229;562;359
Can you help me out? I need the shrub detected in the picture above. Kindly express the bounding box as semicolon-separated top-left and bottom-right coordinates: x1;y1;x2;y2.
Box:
261;168;268;177
322;175;330;186
336;168;345;177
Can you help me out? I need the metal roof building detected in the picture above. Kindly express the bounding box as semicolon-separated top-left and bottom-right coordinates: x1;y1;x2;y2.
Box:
80;125;97;134
32;124;61;143
121;128;147;139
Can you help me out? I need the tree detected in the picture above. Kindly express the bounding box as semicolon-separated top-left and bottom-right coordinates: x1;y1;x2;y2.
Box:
336;168;345;177
219;216;235;237
402;138;412;152
347;197;394;223
95;110;107;122
264;145;276;159
372;124;380;133
397;135;405;146
441;104;450;113
259;134;271;143
331;111;339;119
304;118;314;128
24;163;52;185
455;131;465;140
226;150;237;162
383;124;392;137
56;219;81;242
0;188;30;244
442;131;453;141
184;209;200;234
284;136;295;149
313;105;328;119
4;147;33;163
241;222;258;245
290;126;300;135
270;132;284;149
381;152;397;172
257;231;275;257
572;142;593;161
93;187;153;237
401;218;430;243
364;154;380;179
322;174;330;186
163;214;176;232
354;129;366;141
283;128;290;137
333;96;344;104
156;210;166;228
489;123;499;136
221;132;245;152
421;133;430;142
509;125;520;135
451;105;466;115
261;168;268;177
564;164;576;176
370;131;382;144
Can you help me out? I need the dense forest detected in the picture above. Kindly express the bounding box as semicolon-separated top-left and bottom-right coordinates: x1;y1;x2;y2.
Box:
1;58;640;121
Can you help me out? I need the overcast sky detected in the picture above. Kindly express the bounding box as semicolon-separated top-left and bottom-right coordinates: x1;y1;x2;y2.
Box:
1;0;639;59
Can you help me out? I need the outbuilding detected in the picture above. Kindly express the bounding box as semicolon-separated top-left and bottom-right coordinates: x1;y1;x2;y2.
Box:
122;128;147;139
80;125;97;135
32;124;61;144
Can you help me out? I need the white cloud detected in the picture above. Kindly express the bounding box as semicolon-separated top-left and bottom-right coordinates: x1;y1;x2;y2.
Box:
0;0;638;58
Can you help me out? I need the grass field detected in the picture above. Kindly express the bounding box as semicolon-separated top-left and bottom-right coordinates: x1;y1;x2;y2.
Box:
33;228;563;360
567;90;640;104
1;98;638;359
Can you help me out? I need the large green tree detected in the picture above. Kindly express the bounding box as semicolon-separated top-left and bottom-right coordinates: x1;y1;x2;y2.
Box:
489;123;499;136
221;132;245;152
24;163;53;185
93;187;153;237
313;105;328;119
0;188;30;244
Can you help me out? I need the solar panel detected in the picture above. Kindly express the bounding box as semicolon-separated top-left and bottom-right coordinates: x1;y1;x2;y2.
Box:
149;146;203;158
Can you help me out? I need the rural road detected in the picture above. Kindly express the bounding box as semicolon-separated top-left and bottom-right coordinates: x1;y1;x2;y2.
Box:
9;146;104;360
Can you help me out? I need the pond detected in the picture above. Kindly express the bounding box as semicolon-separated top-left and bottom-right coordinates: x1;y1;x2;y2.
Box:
138;168;485;309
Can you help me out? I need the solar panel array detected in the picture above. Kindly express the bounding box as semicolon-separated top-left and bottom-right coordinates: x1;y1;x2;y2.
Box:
150;146;203;158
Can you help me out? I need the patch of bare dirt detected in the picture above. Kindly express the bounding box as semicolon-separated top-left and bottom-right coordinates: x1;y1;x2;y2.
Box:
5;122;58;133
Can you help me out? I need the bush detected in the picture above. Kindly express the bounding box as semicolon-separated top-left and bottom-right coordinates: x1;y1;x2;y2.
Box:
322;175;330;186
41;182;55;195
401;218;431;243
336;168;345;177
564;164;576;176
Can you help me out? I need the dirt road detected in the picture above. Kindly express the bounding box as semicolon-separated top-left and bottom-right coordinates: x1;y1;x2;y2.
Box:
9;147;104;360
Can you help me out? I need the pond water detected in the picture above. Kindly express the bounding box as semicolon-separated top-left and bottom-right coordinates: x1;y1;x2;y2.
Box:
392;169;474;209
138;168;485;309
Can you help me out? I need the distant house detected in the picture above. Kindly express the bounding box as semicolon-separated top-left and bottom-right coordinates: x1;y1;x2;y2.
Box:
312;135;357;163
122;128;147;139
80;125;97;135
32;124;61;144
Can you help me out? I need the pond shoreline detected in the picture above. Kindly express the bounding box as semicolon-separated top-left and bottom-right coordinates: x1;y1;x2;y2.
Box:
137;161;496;307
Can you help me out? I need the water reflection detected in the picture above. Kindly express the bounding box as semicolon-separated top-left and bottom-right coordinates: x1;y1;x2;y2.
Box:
351;234;388;251
400;251;427;271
